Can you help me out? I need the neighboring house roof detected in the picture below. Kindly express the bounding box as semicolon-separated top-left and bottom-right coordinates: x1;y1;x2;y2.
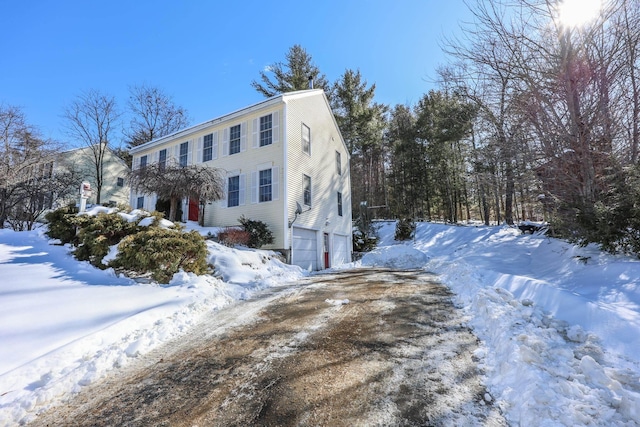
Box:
130;89;349;158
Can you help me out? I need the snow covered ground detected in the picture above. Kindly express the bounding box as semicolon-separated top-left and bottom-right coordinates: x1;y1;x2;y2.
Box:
1;219;640;425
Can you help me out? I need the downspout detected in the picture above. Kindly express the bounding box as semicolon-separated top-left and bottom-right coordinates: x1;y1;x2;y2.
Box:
282;100;291;264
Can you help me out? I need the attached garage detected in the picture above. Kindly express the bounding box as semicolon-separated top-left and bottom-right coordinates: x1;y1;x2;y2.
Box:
292;227;318;271
332;234;350;266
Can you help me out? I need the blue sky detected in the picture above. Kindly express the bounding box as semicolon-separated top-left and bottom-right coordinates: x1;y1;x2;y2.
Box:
1;1;473;146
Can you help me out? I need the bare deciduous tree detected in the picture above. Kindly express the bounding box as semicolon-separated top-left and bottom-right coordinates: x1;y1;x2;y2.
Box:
0;105;76;230
128;160;224;222
63;90;121;204
124;84;190;149
442;0;630;227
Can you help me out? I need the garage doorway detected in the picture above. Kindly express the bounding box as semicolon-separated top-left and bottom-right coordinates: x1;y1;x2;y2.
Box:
292;227;318;271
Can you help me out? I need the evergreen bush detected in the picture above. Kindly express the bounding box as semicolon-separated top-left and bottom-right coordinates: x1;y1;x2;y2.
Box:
352;228;378;253
395;218;416;241
352;215;379;253
112;228;210;283
44;205;79;244
74;212;139;268
238;216;274;248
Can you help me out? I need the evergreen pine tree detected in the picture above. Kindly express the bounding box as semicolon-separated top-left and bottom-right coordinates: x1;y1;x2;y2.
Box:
251;45;329;97
331;69;388;217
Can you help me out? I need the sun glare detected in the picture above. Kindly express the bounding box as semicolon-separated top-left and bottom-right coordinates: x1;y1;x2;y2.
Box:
558;0;602;27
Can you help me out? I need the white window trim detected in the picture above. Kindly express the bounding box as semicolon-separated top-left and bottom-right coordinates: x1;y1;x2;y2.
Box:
200;132;219;163
302;123;311;155
251;165;279;204
303;174;312;207
252;111;280;149
224;173;246;208
224;123;247;156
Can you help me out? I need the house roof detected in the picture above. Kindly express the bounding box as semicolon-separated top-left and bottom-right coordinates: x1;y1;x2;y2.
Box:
129;89;328;155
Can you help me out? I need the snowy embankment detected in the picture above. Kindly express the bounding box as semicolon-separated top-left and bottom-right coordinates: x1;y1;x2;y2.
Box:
0;220;304;426
2;218;640;426
356;222;640;426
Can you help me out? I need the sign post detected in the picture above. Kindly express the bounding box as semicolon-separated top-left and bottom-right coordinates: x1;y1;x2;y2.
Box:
79;182;91;213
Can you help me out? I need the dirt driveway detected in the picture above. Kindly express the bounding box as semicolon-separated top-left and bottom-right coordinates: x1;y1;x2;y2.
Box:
33;269;506;426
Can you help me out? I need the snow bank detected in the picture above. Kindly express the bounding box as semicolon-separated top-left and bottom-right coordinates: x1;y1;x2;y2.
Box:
0;227;305;425
360;245;429;269
372;221;640;426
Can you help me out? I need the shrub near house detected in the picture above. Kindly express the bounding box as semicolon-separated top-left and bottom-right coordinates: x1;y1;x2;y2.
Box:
44;207;209;283
113;227;209;283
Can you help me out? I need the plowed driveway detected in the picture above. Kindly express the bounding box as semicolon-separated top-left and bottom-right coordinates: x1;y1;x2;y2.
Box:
33;269;506;426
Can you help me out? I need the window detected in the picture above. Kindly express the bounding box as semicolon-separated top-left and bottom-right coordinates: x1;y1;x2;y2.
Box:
337;191;343;217
259;169;272;202
303;174;311;206
336;151;342;175
229;124;241;155
179;142;188;167
228;176;240;207
251;166;278;204
159;149;167;171
136;196;144;210
139;155;148;170
260;114;273;147
302;124;311;155
203;133;213;162
117;177;124;187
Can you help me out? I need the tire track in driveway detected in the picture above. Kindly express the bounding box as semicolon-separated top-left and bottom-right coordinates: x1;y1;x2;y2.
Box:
33;269;506;427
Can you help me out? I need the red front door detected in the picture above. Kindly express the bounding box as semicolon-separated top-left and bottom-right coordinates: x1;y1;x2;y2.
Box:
188;198;199;221
323;233;330;269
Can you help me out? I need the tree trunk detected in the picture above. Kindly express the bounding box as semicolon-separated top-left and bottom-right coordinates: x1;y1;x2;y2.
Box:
169;197;180;222
504;161;515;225
482;185;490;226
493;172;501;224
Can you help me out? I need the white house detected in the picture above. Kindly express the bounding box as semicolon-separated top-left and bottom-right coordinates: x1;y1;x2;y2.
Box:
54;145;130;208
129;89;352;270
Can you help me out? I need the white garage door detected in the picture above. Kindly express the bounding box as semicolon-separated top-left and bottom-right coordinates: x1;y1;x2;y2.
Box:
292;227;318;271
332;234;350;266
